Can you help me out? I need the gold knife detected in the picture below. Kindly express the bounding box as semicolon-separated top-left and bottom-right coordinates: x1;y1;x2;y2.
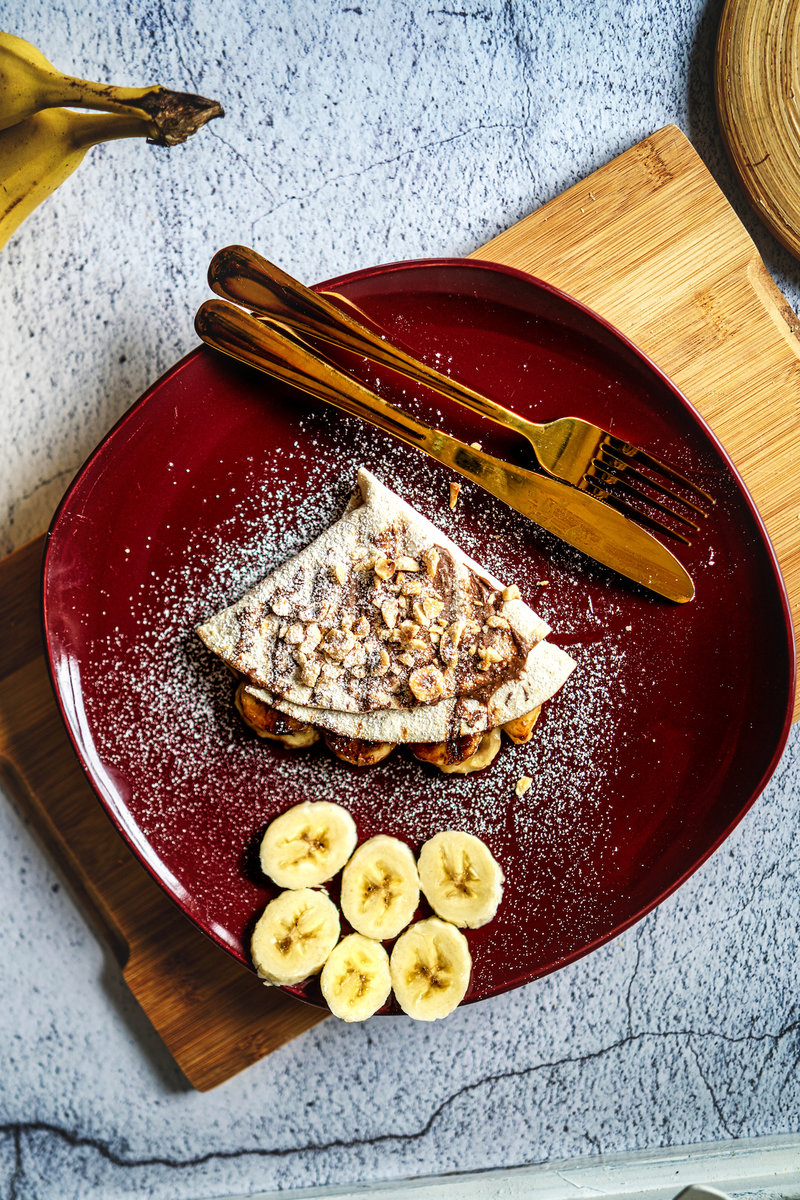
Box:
194;297;695;603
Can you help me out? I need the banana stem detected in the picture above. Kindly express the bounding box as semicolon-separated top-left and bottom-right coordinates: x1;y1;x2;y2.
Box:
64;110;159;150
47;75;223;146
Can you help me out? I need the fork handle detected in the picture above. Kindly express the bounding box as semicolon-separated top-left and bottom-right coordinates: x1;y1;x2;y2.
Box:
207;245;537;441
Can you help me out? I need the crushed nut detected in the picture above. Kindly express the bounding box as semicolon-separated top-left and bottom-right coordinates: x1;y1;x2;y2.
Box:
323;629;356;661
381;598;399;629
373;556;396;580
422;595;443;622
300;658;322;687
270;595;292;617
397;651;416;667
479;645;509;665
372;647;391;676
449;481;461;509
402;577;423;596
439;617;466;665
303;623;322;651
515;776;533;797
396;555;420;572
353;615;371;638
486;614;510;629
412;600;430;627
421;546;440;577
502;584;521;602
330;562;347;585
285;623;305;645
408;663;446;702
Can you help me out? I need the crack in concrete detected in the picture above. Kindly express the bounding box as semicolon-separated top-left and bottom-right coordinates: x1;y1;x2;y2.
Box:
249;119;535;233
685;1036;735;1139
2;1021;798;1182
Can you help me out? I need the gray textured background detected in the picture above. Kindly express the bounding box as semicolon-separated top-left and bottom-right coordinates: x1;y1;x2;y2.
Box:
1;1;799;1198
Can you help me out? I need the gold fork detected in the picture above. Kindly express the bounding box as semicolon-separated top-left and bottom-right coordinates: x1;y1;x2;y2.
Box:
207;245;714;544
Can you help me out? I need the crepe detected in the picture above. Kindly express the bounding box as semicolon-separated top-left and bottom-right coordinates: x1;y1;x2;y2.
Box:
198;468;575;742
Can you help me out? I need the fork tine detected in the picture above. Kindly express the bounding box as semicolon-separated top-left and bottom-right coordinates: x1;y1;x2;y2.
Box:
589;465;701;532
602;438;715;505
597;447;710;517
584;479;692;545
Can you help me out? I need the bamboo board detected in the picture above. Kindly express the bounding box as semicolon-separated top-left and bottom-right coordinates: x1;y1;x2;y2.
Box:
1;125;798;1091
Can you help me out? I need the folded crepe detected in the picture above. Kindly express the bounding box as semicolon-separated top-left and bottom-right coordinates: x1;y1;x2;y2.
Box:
197;468;575;743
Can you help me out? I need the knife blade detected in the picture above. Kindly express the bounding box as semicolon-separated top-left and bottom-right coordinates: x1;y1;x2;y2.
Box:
194;297;695;603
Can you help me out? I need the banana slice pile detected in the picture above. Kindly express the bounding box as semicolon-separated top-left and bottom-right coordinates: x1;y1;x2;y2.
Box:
250;799;506;1022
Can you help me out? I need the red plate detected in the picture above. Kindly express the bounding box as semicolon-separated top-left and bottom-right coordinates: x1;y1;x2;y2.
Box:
42;259;795;1011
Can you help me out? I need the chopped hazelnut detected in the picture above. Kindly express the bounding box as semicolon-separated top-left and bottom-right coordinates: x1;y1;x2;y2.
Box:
486;614;510;628
396;555;420;572
402;577;423;596
515;776;533;797
421;546;440;577
408;664;446;702
285;623;305;645
330;562;347;585
373;555;396;580
502;584;521;602
353;615;371;638
439;617;466;666
449;482;461;509
381;598;399;629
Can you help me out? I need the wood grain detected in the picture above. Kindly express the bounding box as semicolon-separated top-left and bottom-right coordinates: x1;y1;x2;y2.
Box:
716;0;800;259
1;125;798;1091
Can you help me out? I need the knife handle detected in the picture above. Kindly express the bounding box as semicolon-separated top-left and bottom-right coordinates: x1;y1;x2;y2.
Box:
206;244;533;438
195;297;512;494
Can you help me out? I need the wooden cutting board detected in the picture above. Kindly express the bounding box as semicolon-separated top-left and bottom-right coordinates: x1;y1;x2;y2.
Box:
2;124;798;1092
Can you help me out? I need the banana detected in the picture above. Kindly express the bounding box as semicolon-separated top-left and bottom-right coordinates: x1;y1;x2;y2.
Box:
0;33;222;144
0;109;153;249
502;706;541;745
259;800;358;889
320;932;392;1021
390;917;472;1020
340;834;420;941
236;684;319;748
251;887;340;986
417;830;504;928
439;728;501;775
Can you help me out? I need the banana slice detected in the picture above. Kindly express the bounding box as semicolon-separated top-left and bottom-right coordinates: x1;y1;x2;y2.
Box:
417;830;504;928
320;933;392;1021
340;834;420;940
390;917;472;1020
260;800;358;889
251;887;340;986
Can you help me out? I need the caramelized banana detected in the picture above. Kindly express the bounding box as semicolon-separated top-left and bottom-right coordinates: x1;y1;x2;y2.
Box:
235;684;319;748
502;706;541;745
323;732;395;766
409;732;483;768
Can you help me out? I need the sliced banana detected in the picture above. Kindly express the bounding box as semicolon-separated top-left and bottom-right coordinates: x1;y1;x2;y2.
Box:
251;887;340;986
320;933;392;1021
260;800;358;889
417;829;504;928
390;917;472;1020
340;834;420;940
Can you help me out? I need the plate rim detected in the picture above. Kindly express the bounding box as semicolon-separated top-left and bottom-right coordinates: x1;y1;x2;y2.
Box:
40;255;797;1004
